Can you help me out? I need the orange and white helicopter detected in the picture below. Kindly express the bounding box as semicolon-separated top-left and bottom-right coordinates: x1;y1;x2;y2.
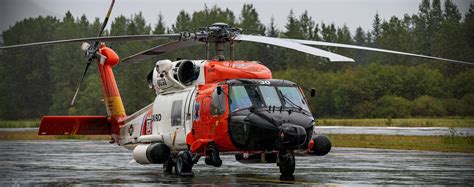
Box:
2;0;472;178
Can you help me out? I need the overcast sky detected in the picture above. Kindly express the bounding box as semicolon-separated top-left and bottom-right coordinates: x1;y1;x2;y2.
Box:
0;0;472;34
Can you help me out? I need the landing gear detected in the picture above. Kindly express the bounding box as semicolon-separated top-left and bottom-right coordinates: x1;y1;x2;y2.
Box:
204;145;222;167
163;158;174;173
175;151;194;176
277;150;295;179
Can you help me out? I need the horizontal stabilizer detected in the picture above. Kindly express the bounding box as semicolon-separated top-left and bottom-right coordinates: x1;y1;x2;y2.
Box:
39;116;111;135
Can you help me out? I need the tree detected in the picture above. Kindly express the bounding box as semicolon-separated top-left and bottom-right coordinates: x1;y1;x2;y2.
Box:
172;10;191;32
267;16;279;37
371;12;382;45
238;4;265;35
153;13;166;34
375;95;411;118
235;4;266;63
1;16;59;119
412;96;446;116
335;24;353;56
353;26;368;63
283;10;303;39
299;11;316;40
48;11;96;115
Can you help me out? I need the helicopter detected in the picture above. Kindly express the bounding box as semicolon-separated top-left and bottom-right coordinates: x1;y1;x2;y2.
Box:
2;0;473;178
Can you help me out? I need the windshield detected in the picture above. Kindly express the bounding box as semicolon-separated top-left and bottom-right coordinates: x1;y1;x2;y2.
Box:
277;87;309;111
229;85;309;112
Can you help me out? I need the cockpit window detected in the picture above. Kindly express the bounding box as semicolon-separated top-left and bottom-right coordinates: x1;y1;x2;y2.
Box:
277;87;310;111
229;85;309;112
258;86;282;107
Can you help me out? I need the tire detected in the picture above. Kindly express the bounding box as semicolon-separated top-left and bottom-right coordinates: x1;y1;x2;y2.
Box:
278;151;295;176
211;151;222;167
311;135;332;156
175;151;193;176
205;156;212;165
205;148;222;167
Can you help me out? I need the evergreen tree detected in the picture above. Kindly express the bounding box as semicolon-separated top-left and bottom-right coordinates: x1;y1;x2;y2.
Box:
1;16;59;119
371;12;382;45
353;26;368;63
299;11;315;39
267;16;279;37
172;10;191;32
153;13;166;34
238;4;265;35
283;10;303;39
335;24;353;56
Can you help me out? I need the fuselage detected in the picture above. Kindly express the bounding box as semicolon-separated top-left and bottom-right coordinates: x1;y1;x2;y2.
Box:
119;60;314;155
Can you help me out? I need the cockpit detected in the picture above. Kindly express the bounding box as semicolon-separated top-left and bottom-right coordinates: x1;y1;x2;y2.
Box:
223;79;314;151
229;85;309;112
228;82;310;113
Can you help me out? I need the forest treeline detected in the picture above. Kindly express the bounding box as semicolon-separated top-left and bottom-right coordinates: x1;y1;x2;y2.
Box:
0;0;473;119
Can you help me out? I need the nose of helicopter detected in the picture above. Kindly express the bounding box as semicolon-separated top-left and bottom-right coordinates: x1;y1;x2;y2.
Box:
279;123;308;148
228;109;314;151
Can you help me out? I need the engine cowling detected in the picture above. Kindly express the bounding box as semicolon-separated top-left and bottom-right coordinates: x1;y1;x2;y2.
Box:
148;60;200;94
133;142;170;164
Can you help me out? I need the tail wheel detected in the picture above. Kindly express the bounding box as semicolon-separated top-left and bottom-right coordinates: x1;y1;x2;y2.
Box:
278;151;295;177
175;151;194;176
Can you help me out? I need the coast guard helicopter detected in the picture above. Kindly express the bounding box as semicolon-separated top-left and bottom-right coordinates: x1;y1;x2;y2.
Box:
2;0;472;178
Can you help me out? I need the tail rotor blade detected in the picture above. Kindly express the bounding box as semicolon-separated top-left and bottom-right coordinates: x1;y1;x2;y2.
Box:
97;0;115;38
71;0;115;106
70;61;92;106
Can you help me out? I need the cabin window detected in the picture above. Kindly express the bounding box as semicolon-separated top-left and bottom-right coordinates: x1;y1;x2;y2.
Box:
171;100;183;126
210;87;226;115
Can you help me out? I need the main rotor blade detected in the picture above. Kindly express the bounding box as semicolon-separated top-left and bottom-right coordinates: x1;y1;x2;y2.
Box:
122;40;204;64
0;34;181;50
234;35;354;62
288;39;474;66
71;61;92;106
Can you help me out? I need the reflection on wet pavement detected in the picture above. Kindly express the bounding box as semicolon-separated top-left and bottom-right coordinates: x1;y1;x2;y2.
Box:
0;140;473;185
314;126;474;136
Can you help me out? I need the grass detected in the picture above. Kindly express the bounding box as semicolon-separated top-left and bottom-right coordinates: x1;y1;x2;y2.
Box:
0;131;110;141
327;134;474;153
0;120;40;128
317;117;474;127
2;117;474;128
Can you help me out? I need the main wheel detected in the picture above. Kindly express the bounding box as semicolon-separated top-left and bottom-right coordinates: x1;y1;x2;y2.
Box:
278;151;295;177
175;151;194;176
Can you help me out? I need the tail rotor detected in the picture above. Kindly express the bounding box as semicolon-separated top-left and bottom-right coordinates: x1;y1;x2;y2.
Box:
70;0;115;106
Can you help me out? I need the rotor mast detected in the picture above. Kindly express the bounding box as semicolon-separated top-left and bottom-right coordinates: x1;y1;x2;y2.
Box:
197;22;240;61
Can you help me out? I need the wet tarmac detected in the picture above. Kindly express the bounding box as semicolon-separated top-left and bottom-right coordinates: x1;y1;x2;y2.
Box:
0;140;473;185
314;126;474;136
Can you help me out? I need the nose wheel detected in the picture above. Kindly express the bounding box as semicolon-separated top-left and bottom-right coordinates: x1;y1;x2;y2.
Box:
277;150;295;179
174;151;194;176
205;145;222;167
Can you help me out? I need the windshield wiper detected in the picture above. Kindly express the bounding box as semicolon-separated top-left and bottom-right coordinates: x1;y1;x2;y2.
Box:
278;90;305;112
